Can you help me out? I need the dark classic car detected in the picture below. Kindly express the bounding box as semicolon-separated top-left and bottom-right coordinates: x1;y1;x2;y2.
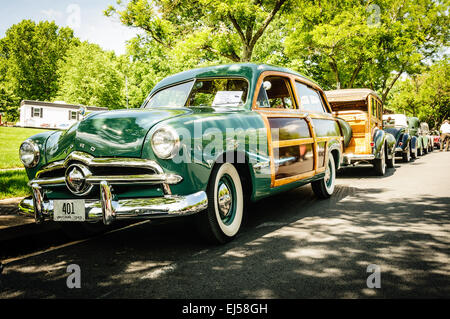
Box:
383;114;416;161
325;89;396;175
18;63;352;243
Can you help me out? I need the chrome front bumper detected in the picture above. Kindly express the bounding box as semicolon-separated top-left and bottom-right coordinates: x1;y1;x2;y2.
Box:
19;182;208;225
342;153;375;165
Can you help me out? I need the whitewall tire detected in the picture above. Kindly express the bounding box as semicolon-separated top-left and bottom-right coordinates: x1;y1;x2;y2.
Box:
196;163;244;244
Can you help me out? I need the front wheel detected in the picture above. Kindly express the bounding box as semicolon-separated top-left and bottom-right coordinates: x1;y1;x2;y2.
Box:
195;163;244;244
312;154;336;199
411;146;418;159
386;149;395;168
402;147;411;162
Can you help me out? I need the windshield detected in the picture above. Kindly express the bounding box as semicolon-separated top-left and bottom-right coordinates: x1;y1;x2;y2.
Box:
144;78;248;108
144;81;193;108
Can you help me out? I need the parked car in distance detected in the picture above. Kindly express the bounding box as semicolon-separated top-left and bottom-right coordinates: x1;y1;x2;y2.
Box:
383;114;416;161
325;89;396;175
407;117;427;156
18;63;352;244
431;130;441;149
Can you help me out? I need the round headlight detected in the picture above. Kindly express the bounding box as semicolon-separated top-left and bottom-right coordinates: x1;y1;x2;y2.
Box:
151;127;180;159
19;140;40;168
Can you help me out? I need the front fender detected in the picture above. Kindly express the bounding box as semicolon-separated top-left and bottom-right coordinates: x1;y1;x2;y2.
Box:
410;136;418;151
417;136;424;149
401;133;411;151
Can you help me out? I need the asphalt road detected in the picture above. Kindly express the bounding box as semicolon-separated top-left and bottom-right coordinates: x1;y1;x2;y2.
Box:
0;151;449;299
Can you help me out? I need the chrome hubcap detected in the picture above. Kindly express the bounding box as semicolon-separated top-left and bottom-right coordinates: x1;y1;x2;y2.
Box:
218;182;232;219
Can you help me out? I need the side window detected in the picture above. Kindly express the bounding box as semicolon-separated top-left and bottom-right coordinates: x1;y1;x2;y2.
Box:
371;97;377;118
260;76;294;109
377;101;382;120
295;82;325;113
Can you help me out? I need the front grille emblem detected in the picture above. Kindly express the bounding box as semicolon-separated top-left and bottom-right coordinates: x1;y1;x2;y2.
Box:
65;163;93;196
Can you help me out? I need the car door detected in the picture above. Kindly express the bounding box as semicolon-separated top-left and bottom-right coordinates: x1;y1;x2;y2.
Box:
253;71;316;188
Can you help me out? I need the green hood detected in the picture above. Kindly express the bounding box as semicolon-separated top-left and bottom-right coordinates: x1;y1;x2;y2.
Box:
45;108;190;161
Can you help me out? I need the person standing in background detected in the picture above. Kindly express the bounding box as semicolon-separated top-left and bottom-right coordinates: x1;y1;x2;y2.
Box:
439;120;450;151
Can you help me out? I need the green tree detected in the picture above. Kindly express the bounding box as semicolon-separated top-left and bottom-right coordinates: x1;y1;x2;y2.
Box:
387;59;450;128
105;0;292;63
56;42;125;109
0;20;77;110
284;0;449;103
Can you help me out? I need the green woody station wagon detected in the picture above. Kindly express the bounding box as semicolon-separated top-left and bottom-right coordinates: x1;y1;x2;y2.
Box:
19;64;351;243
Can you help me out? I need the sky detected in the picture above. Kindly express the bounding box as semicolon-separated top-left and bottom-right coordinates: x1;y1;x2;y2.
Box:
0;0;139;55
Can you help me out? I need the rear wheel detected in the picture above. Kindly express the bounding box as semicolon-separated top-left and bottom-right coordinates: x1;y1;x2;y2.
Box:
195;163;243;244
312;154;336;199
374;148;386;175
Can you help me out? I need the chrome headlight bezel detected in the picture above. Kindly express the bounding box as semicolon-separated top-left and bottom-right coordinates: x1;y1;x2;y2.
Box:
19;139;40;168
151;127;180;159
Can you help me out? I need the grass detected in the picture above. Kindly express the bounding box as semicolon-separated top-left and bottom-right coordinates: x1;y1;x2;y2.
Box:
0;126;50;169
0;126;51;199
0;170;31;200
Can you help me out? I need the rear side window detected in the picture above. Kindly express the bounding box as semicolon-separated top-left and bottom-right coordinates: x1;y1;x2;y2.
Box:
259;76;295;109
295;82;326;113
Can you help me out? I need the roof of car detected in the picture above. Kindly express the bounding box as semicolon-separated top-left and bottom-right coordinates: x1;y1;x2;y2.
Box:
149;63;317;95
325;89;382;103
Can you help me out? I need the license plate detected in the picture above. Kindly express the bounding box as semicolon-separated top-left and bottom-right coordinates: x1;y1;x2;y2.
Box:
53;200;86;222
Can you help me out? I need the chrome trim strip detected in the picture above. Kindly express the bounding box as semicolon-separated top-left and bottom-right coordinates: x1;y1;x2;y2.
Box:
29;174;183;187
19;190;208;224
35;151;166;178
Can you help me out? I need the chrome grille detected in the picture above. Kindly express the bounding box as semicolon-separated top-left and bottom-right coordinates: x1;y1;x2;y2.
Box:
30;151;182;195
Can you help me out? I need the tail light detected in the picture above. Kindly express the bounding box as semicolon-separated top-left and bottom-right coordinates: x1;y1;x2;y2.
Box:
370;142;375;148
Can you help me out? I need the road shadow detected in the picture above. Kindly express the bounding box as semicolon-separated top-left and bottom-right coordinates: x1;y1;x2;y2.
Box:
337;165;396;179
0;182;448;299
